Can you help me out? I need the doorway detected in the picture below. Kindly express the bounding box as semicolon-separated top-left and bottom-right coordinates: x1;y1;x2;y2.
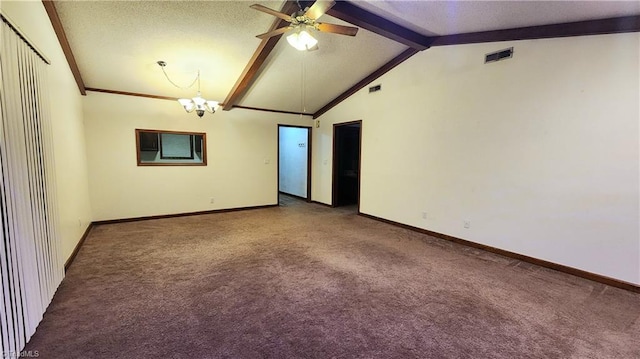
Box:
332;120;362;210
278;125;311;201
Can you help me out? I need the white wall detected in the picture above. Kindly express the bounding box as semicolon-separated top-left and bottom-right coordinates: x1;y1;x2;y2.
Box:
312;33;640;285
83;92;312;220
279;126;309;197
0;1;93;262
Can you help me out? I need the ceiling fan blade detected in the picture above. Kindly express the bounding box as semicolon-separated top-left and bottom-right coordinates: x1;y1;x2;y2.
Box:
317;23;359;36
250;4;293;22
304;0;335;20
256;26;292;39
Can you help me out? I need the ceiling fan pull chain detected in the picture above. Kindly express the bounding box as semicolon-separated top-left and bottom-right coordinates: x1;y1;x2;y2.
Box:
300;53;307;114
303;54;307;113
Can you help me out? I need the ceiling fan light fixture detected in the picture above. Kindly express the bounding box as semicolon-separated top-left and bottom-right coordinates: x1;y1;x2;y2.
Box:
287;27;318;51
251;2;358;49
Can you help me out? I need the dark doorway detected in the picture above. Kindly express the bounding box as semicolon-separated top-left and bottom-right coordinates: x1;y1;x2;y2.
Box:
332;120;362;209
278;125;312;201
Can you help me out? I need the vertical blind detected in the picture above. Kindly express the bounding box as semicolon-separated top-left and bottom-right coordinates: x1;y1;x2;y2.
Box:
0;14;64;354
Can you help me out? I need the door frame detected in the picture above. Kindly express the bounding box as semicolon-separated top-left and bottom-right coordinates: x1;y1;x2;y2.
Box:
277;124;312;202
332;120;362;212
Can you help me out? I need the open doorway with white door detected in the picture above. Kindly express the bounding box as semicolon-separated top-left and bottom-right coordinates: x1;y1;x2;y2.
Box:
278;125;312;205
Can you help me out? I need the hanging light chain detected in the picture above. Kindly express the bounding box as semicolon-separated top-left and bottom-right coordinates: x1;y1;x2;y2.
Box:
197;70;201;93
157;61;199;90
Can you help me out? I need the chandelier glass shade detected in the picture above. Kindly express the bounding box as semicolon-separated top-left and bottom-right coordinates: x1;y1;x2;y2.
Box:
178;93;219;117
286;26;318;51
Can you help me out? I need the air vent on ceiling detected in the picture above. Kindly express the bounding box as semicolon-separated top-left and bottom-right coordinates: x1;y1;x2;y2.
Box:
369;84;381;93
485;47;513;64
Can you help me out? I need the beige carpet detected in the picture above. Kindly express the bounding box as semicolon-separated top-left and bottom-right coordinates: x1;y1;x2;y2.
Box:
25;195;639;358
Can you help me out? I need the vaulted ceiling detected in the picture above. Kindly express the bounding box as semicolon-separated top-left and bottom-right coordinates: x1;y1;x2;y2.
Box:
44;1;640;118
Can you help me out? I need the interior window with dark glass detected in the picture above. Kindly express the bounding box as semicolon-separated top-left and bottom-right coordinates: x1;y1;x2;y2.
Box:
136;129;206;166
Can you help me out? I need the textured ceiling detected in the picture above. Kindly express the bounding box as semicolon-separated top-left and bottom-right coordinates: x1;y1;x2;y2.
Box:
55;1;282;102
52;0;640;115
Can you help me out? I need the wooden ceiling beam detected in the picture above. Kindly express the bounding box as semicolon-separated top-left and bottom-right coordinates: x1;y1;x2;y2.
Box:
312;15;640;119
42;0;86;95
233;105;313;117
85;88;180;101
299;1;432;50
428;15;640;47
223;1;300;111
312;48;418;119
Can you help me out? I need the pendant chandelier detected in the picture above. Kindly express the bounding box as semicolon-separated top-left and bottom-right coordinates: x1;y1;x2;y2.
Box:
157;61;219;117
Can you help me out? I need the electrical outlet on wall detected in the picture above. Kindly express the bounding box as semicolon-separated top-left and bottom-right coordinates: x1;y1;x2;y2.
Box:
422;212;427;220
464;220;471;229
210;198;215;204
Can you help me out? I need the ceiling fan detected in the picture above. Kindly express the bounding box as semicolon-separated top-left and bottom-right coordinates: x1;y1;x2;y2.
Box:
250;0;359;51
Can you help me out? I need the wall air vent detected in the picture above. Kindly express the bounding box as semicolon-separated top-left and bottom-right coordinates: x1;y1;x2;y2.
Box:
369;84;381;93
485;47;513;64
